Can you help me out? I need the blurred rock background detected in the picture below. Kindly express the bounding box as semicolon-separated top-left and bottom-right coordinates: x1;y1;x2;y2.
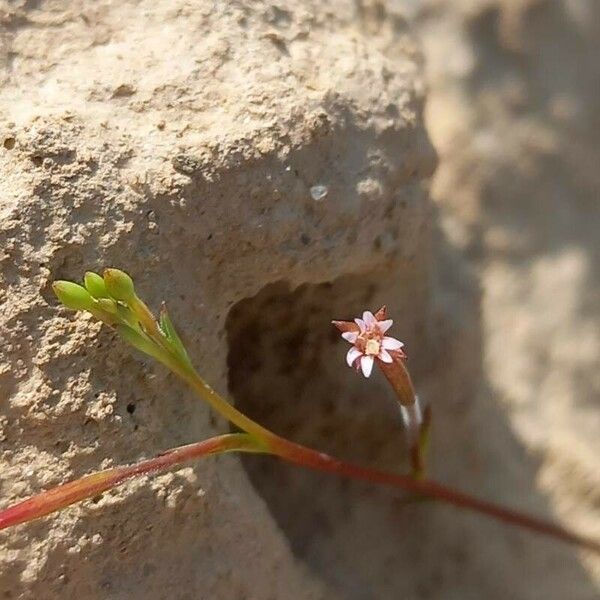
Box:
415;0;600;590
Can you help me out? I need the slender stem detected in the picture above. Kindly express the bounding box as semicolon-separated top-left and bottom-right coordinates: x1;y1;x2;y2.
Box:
170;366;599;553
267;436;600;554
1;431;597;554
0;434;264;531
124;300;265;439
179;368;279;444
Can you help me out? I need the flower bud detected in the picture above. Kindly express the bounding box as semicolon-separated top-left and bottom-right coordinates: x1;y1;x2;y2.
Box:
97;298;118;315
52;281;95;311
84;272;109;298
103;268;136;302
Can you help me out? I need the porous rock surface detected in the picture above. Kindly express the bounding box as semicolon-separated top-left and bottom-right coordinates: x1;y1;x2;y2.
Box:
0;1;434;598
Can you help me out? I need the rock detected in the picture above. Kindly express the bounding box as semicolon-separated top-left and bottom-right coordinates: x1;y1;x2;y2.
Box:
0;1;435;598
418;0;600;595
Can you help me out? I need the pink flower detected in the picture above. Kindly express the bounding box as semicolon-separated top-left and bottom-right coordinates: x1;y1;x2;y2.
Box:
332;306;405;378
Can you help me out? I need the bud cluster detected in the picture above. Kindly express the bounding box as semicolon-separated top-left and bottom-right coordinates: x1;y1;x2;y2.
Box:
52;269;191;372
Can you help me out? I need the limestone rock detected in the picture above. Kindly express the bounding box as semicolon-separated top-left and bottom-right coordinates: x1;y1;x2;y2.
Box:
0;1;434;598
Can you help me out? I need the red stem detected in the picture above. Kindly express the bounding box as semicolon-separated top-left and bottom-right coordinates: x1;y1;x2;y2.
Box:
0;434;258;531
270;437;600;554
1;434;597;555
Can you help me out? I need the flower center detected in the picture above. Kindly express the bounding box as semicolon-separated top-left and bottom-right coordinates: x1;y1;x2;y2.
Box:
365;339;380;356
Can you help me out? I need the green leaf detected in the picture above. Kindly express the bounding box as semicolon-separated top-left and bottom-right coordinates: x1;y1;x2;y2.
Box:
159;304;191;365
116;325;167;363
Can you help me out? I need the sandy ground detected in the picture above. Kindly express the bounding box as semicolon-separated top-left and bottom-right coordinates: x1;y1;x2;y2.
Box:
0;0;598;598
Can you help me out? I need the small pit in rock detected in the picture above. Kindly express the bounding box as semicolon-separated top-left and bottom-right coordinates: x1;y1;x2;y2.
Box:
227;279;428;595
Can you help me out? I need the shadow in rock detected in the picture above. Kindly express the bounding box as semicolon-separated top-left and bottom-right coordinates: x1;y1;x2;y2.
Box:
226;232;598;599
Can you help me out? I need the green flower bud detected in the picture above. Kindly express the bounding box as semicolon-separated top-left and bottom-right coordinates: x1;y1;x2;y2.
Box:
97;298;118;314
84;271;109;298
103;268;136;302
52;281;95;311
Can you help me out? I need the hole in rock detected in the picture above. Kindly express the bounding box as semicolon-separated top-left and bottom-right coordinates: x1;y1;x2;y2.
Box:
227;278;424;594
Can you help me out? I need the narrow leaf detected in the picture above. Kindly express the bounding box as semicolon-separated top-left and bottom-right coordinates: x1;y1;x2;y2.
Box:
116;325;166;363
159;303;191;364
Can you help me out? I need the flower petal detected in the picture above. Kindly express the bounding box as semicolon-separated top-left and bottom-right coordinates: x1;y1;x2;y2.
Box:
377;319;393;333
354;318;366;330
360;355;375;377
378;349;393;363
341;331;358;343
374;306;388;320
346;347;363;367
332;320;360;334
362;311;376;327
382;336;404;350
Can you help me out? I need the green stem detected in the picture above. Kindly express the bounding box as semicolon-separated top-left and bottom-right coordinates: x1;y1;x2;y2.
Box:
179;368;279;444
